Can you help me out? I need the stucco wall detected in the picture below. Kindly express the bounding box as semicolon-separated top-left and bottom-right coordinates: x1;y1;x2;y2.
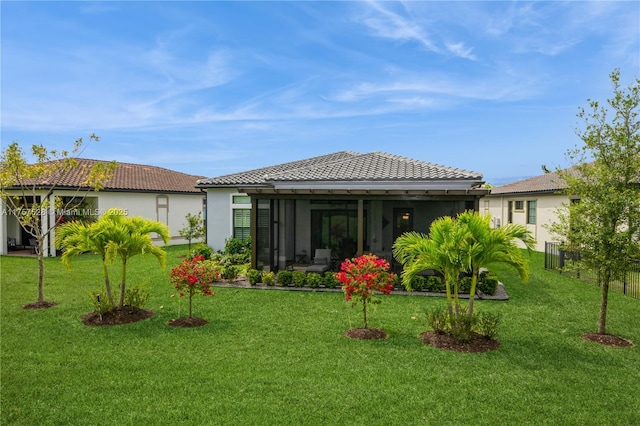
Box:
0;189;204;256
206;188;240;252
484;193;569;252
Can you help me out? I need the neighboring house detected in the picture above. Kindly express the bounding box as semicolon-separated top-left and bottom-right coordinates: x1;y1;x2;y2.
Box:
483;170;568;252
197;151;490;271
0;159;206;256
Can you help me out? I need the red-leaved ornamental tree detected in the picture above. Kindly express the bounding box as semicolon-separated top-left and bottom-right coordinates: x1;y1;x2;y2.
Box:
336;254;395;329
169;255;218;319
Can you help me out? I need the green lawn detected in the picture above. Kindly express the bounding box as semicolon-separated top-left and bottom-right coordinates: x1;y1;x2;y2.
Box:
2;247;639;425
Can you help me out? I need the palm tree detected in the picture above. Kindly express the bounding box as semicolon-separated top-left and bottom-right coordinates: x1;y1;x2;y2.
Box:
102;212;170;307
393;216;469;318
55;219;116;305
456;211;535;317
393;211;535;320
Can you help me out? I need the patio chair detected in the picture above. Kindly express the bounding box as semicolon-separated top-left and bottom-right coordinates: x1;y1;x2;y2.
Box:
305;249;331;274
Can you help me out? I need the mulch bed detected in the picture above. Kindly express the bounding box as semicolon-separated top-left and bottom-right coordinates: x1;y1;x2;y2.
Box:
167;317;209;328
343;327;388;340
421;331;501;353
81;307;154;326
581;332;634;347
22;301;58;309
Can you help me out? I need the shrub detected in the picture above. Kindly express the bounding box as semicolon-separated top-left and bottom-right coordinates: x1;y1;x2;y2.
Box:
306;273;322;288
393;273;403;289
426;307;449;334
89;289;115;314
410;275;427;291
220;265;239;281
124;283;150;309
475;311;501;338
336;254;395;329
292;271;306;287
459;276;472;294
277;270;293;287
478;272;499;295
246;269;261;286
262;271;275;286
323;271;340;289
169;255;217;318
224;237;251;263
189;243;213;260
425;276;445;292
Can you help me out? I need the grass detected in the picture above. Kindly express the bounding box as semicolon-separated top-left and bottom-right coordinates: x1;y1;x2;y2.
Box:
2;246;639;425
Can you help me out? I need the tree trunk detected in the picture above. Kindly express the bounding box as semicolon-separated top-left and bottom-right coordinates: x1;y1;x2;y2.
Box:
102;258;115;306
597;275;610;335
466;271;479;317
362;297;368;329
37;248;45;302
188;288;194;318
119;259;127;308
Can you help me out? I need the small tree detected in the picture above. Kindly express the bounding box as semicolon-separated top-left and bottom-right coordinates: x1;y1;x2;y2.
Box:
169;255;217;319
0;136;115;307
393;211;533;324
551;69;640;336
178;212;205;251
336;254;395;329
55;219;117;305
101;209;170;308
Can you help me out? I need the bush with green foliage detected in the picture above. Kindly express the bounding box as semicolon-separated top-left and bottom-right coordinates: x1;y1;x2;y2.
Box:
475;311;501;338
262;271;275;286
190;243;214;260
426;306;501;341
276;270;293;287
323;271;340;288
425;276;445;292
220;265;239;281
292;271;306;287
89;289;115;315
478;272;499;295
410;275;427;291
459;276;472;294
246;269;261;285
124;284;150;309
306;273;323;288
224;237;251;264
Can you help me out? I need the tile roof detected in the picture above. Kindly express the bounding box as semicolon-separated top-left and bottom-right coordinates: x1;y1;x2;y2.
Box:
489;170;566;195
197;151;483;187
7;159;204;193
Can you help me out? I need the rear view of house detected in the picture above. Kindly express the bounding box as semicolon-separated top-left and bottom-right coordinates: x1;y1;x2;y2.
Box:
198;151;489;271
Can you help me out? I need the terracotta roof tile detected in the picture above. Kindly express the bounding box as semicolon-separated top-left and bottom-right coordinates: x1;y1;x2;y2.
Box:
9;159;204;193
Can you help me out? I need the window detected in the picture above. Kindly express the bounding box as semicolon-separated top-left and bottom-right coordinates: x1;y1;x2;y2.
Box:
527;200;537;225
514;200;524;211
233;209;251;241
232;195;251;204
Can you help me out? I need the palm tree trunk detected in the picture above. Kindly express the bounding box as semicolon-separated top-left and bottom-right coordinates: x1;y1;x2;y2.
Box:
466;271;479;317
119;259;127;308
444;279;454;318
101;258;115;306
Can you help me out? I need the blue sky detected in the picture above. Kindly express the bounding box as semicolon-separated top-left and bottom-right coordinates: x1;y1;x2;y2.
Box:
2;1;638;186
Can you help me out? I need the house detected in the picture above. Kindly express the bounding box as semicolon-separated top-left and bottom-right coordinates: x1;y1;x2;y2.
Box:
483;170;568;252
0;159;206;256
197;151;489;271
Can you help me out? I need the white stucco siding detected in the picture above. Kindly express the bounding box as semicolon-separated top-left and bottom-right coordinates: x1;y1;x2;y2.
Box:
484;193;569;252
95;191;204;245
206;188;239;252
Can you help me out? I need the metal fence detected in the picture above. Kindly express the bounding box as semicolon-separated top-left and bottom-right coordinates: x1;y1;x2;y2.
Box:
544;242;640;300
